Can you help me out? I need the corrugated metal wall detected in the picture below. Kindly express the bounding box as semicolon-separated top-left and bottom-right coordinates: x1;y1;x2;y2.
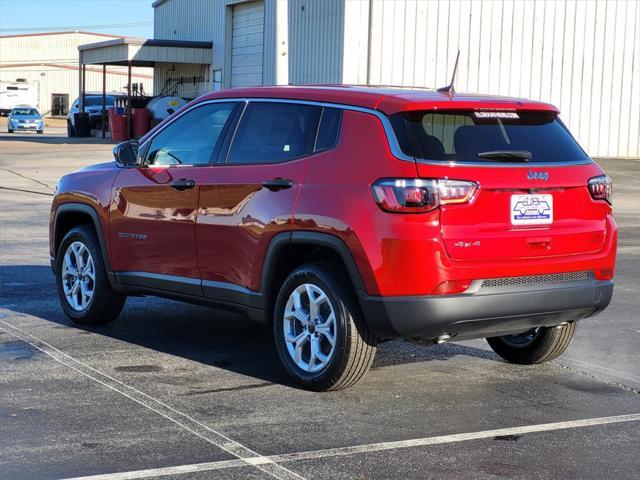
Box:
154;0;216;41
0;33;152;115
152;0;638;157
341;0;639;158
0;32;121;64
154;62;211;98
288;0;344;84
155;0;270;90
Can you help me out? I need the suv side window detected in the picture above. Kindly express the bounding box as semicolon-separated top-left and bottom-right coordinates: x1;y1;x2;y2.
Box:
315;107;342;151
146;102;236;166
227;102;322;164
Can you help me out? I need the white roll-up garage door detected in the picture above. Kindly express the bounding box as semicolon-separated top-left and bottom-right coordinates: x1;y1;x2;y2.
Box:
230;1;264;88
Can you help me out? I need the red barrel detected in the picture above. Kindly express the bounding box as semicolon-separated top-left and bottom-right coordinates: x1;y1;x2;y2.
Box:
132;108;151;138
109;109;127;142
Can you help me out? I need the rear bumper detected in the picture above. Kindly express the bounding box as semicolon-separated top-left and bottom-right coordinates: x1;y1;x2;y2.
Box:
360;279;613;340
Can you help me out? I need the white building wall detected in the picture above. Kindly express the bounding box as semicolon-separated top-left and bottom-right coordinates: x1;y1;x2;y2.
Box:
0;32;122;64
153;62;211;98
153;0;217;41
151;0;638;157
263;0;289;86
153;0;217;96
154;0;287;90
288;0;343;84
0;32;153;116
341;0;639;158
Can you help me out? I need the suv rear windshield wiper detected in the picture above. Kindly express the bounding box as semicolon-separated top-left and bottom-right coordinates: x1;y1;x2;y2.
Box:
476;150;532;162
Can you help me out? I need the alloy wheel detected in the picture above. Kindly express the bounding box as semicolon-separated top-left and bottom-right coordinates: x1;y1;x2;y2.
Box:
61;241;96;311
283;283;337;373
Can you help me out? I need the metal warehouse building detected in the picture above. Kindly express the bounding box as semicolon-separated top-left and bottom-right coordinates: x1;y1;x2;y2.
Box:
82;0;638;158
0;31;153;116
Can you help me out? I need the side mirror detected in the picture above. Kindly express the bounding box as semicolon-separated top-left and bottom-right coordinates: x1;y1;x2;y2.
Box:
113;140;140;167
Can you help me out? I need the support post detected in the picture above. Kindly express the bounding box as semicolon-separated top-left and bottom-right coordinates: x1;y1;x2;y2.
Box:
81;64;86;114
78;51;84;114
126;62;132;140
101;64;106;139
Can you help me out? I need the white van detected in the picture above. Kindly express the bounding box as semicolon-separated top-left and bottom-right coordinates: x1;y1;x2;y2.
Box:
0;81;39;115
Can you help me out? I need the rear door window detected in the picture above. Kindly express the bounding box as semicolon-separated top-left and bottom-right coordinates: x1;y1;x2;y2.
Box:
390;110;590;163
227;102;322;164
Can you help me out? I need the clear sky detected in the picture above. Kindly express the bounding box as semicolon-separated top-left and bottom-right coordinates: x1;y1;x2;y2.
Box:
0;0;155;38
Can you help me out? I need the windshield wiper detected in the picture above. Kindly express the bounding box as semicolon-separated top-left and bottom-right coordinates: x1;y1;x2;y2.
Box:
476;150;532;162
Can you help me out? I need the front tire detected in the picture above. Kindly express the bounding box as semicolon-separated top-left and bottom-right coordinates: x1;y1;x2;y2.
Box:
7;129;13;133
67;121;75;137
273;263;377;391
486;323;576;364
55;225;125;325
37;130;44;134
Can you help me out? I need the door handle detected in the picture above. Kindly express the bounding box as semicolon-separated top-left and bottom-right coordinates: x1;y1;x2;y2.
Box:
261;178;294;191
170;178;196;191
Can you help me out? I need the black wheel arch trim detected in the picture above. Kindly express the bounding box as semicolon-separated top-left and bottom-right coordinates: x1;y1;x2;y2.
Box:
260;230;368;298
53;203;115;284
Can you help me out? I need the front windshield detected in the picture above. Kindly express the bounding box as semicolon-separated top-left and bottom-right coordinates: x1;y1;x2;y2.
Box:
11;108;39;116
390;110;591;163
84;96;116;106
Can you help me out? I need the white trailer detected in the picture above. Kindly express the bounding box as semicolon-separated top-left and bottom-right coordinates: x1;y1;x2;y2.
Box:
0;81;39;115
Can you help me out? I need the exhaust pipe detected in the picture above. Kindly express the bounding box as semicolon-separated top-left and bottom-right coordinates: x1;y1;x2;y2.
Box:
406;334;453;346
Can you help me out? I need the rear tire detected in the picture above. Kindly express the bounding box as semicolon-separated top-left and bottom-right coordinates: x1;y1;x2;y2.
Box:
8;129;13;133
486;323;576;364
273;263;377;391
37;130;44;134
67;121;75;137
55;225;125;325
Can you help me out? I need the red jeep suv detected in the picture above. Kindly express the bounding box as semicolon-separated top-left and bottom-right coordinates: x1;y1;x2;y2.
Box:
50;86;616;390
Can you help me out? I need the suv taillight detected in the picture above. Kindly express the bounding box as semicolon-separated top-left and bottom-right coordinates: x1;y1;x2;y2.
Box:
588;175;612;204
371;179;477;213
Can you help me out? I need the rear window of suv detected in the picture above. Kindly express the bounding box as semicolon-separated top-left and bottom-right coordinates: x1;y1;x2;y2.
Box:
390;110;590;163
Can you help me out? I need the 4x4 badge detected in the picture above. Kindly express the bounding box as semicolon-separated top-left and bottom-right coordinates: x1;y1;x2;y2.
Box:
527;170;549;181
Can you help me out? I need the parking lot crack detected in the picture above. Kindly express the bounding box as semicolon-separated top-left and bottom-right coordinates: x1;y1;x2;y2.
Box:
0;186;54;196
0;167;55;191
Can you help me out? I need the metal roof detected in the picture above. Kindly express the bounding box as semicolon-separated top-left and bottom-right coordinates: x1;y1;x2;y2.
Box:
78;37;213;67
0;31;124;39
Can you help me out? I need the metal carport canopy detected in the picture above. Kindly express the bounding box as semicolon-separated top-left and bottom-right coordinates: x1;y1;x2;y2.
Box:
77;37;212;139
78;37;212;67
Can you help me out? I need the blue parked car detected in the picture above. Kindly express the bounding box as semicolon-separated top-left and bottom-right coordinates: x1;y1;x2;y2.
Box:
8;106;44;134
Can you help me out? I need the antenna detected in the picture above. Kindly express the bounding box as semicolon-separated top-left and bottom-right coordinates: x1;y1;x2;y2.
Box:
437;50;460;96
